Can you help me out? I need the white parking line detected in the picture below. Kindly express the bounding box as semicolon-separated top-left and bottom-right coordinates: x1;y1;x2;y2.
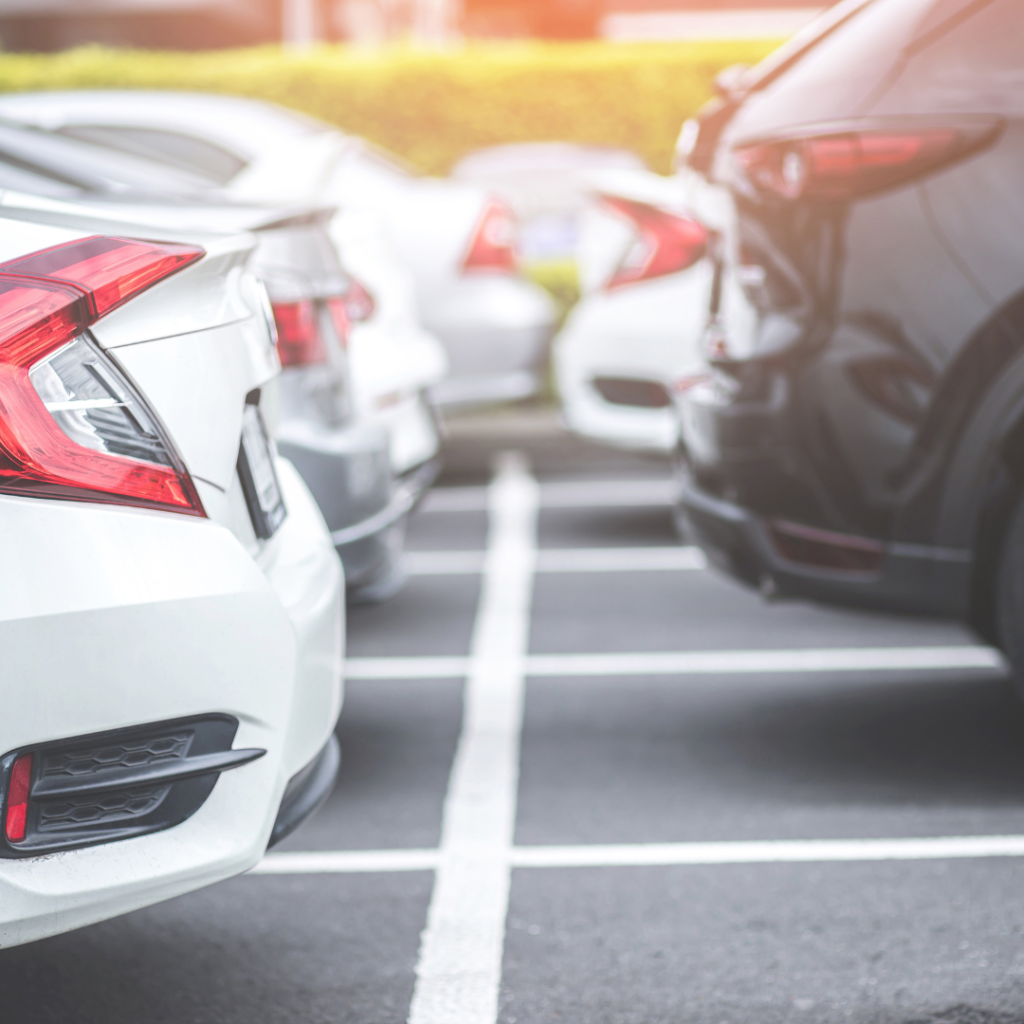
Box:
404;546;706;576
253;834;1024;875
251;848;440;874
344;646;1005;681
421;478;674;513
407;452;538;1024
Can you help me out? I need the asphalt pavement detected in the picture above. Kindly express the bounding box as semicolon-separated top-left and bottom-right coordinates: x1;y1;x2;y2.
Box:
7;411;1024;1024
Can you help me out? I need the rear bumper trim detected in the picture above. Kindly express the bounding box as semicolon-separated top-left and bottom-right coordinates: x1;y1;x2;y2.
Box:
268;734;340;849
328;456;442;547
678;475;972;618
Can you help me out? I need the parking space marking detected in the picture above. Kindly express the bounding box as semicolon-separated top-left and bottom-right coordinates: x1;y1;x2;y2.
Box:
344;646;1005;680
254;834;1024;875
252;849;441;874
407;451;538;1024
421;478;673;513
405;546;706;576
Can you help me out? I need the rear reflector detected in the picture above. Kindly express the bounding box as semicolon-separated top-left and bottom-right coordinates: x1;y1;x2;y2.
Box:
5;754;31;843
734;118;1003;202
273;300;327;367
768;519;884;574
600;195;708;290
463;200;519;273
0;236;205;515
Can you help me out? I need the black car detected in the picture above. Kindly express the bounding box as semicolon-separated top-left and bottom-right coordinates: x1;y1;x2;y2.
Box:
675;0;1024;679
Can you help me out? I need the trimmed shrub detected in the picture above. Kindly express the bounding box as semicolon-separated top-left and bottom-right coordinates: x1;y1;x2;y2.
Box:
0;40;779;174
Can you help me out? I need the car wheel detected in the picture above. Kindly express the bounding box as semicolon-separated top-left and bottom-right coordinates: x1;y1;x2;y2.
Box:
997;493;1024;698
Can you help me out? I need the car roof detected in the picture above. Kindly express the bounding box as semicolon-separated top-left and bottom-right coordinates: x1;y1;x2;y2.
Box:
0;91;335;164
453;143;647;178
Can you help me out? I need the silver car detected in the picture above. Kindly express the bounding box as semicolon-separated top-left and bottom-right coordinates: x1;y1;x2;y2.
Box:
0;118;414;601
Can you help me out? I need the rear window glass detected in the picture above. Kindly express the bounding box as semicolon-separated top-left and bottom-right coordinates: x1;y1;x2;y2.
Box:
724;0;958;140
0;155;83;198
58;125;246;185
881;0;1024;115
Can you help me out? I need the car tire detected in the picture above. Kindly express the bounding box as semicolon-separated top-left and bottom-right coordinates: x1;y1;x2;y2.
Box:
997;492;1024;698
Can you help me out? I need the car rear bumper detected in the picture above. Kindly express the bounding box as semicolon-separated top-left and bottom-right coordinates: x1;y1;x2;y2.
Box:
275;414;406;595
425;276;557;408
0;462;343;946
431;366;545;408
677;466;971;619
557;369;676;453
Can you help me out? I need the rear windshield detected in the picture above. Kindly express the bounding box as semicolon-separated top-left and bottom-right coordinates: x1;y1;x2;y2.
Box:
58;125;246;185
0;154;83;198
722;0;1014;141
879;0;1024;116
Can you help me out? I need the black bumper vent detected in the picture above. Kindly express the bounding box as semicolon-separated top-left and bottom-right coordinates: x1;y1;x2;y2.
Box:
0;715;264;858
592;376;672;409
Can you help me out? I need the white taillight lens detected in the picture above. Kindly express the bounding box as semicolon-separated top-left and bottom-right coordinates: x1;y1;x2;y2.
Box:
30;335;175;467
0;236;205;514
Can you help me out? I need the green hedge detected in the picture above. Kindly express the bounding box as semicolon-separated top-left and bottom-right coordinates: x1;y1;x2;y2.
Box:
0;40;779;174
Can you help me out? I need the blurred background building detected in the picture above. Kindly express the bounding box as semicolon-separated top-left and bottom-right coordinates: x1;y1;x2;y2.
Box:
0;0;826;50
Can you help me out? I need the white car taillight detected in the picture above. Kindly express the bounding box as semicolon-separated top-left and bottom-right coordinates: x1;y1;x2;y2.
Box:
0;235;205;515
599;194;708;291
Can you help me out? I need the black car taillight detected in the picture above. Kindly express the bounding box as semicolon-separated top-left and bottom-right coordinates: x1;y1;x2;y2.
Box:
599;195;708;290
0;236;206;515
733;117;1004;202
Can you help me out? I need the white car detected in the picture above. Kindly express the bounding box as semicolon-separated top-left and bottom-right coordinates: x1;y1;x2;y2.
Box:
0;91;558;408
554;169;715;452
0;117;425;601
452;142;648;265
0;93;448;475
0;215;344;946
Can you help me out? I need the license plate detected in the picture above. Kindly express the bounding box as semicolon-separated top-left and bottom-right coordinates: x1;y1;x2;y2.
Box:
237;403;287;539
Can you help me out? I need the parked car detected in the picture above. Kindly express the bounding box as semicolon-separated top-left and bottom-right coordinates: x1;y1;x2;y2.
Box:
451;142;648;264
554;169;713;452
0;118;416;601
674;0;1024;678
0;100;448;479
0;91;557;408
0;213;344;946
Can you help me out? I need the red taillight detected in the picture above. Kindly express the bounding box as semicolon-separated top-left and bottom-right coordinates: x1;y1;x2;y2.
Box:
326;298;350;351
463;200;518;273
5;754;32;843
325;277;376;351
734;118;1003;202
273;300;327;367
0;236;205;515
600;195;708;290
342;278;376;324
1;236;203;319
